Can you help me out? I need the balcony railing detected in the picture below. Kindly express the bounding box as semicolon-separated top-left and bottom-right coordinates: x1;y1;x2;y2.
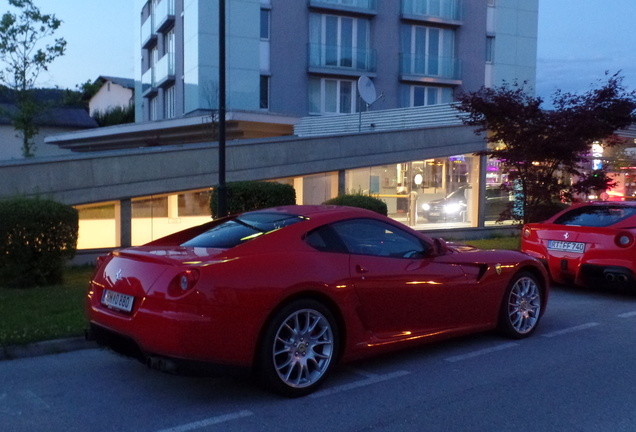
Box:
401;0;463;22
400;53;461;81
141;17;156;49
309;43;377;73
154;0;175;33
141;67;156;96
309;0;377;14
155;53;175;87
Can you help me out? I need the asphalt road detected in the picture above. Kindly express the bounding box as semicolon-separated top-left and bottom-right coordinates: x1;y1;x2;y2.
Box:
1;284;636;432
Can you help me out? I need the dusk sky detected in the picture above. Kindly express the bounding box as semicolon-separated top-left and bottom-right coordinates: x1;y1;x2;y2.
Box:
1;0;634;105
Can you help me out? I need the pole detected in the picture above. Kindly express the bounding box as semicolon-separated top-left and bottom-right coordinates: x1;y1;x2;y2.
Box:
217;0;227;217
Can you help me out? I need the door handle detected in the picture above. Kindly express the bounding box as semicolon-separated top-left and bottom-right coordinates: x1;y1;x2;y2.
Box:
356;265;368;274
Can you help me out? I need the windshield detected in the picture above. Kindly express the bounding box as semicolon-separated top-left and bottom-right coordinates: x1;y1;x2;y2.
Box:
182;212;305;248
554;205;636;227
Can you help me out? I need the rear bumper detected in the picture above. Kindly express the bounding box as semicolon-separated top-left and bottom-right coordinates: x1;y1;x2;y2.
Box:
578;264;636;287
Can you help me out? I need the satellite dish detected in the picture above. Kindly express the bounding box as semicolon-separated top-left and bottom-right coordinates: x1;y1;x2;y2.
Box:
358;75;377;105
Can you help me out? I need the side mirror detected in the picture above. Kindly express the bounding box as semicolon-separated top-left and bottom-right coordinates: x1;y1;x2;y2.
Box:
433;237;448;256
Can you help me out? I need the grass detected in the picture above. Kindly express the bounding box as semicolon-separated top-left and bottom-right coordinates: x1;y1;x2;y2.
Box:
0;266;94;347
0;236;521;348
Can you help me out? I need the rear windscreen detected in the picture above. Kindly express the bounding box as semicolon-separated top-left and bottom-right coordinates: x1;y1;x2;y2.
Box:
181;212;305;248
554;205;636;227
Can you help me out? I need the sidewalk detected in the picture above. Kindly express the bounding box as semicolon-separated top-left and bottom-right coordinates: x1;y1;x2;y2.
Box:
0;337;97;361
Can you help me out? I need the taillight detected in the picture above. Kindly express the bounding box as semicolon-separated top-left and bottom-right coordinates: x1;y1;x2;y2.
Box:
615;232;634;248
169;269;200;296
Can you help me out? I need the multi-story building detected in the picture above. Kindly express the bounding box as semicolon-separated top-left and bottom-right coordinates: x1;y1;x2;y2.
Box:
8;0;538;253
136;0;537;121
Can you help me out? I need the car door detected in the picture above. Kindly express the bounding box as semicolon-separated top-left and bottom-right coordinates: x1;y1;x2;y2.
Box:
329;219;469;339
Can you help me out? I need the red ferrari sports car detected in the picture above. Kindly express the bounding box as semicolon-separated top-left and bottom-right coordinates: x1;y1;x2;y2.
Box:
521;201;636;288
87;205;549;397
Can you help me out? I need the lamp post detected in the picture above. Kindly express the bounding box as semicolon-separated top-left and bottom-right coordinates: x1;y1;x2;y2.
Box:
217;0;227;217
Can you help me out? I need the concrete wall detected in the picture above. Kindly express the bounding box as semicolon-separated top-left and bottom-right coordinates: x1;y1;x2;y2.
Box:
0;124;484;206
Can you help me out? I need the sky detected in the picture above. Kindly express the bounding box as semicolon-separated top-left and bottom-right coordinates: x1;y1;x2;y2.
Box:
0;0;635;103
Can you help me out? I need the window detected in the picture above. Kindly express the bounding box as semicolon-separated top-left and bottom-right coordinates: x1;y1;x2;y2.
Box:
149;96;158;120
404;85;453;107
165;85;175;118
330;219;429;258
260;75;269;109
260;9;270;40
182;213;305;249
309;13;370;70
309;77;356;114
486;36;495;63
401;25;455;77
554;205;636;227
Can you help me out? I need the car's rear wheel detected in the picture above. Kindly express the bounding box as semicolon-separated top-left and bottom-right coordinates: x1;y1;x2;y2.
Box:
258;299;339;397
499;271;543;338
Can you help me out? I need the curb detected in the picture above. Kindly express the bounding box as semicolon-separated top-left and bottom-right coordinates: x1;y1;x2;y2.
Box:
0;337;98;361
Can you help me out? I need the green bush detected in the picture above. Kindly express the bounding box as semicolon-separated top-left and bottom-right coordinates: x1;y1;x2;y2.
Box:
323;194;388;216
210;181;296;218
0;197;79;288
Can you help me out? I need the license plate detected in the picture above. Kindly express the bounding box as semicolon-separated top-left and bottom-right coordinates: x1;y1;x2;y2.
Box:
429;211;441;217
547;240;585;253
102;289;134;313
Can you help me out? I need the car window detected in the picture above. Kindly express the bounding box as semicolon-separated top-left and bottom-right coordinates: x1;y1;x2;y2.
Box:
329;219;429;258
182;212;305;248
304;225;348;254
554;205;636;227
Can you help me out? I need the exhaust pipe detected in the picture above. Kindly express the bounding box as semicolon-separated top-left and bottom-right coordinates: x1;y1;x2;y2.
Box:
606;273;616;282
617;274;628;283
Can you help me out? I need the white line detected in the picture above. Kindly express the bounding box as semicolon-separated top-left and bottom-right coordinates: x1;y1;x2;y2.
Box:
618;311;636;318
311;370;410;398
444;342;519;363
541;322;600;338
156;410;253;432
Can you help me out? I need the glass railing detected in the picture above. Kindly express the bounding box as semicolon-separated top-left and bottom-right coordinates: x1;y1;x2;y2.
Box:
400;53;461;80
401;0;462;21
310;0;377;11
154;0;175;32
141;17;154;47
309;43;377;72
155;53;175;85
141;67;155;95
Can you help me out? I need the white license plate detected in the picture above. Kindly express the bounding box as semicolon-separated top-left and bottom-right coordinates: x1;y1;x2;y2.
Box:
429;211;441;217
547;240;585;253
102;289;134;313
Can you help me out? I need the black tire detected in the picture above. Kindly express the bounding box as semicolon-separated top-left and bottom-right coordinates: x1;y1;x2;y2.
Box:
258;299;339;397
499;271;543;339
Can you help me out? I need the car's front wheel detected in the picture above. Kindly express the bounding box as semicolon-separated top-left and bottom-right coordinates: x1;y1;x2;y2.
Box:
258;299;339;397
499;271;543;338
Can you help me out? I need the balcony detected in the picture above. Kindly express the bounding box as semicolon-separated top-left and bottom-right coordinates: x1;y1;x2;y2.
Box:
399;53;461;83
141;16;157;49
141;67;157;97
309;0;377;16
401;0;463;25
308;43;377;76
154;0;175;33
155;53;175;87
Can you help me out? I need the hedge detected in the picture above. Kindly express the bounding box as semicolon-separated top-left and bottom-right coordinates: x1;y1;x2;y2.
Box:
210;181;296;218
323;194;388;216
0;197;79;288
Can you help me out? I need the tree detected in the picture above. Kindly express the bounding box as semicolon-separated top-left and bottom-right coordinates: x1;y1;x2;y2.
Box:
0;0;66;157
455;73;636;224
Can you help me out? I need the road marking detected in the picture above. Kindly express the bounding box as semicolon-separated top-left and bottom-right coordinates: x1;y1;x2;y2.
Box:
618;311;636;318
311;370;410;398
541;322;600;338
444;342;519;363
156;410;253;432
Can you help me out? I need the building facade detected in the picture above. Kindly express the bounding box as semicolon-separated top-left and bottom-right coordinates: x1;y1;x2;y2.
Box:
136;0;538;121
